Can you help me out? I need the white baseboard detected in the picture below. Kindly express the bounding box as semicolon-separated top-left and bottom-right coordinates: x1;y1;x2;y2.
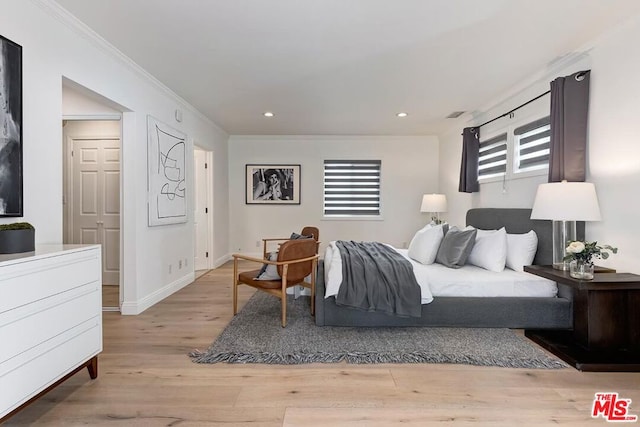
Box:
212;252;264;268
120;272;195;315
212;253;232;269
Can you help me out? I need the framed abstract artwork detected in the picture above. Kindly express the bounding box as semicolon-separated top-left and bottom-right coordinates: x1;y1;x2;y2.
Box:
0;35;22;217
147;116;188;226
246;164;300;205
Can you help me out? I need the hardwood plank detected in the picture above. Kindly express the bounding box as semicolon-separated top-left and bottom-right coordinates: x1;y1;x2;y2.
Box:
101;284;119;308
5;259;640;425
283;407;606;426
236;384;581;410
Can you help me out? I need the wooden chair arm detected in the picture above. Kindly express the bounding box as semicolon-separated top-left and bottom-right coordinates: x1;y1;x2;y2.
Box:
262;238;291;258
262;237;320;258
276;254;319;266
262;236;321;259
232;253;269;264
232;253;318;266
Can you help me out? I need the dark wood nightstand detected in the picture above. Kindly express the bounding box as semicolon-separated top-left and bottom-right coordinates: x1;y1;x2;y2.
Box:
524;265;640;372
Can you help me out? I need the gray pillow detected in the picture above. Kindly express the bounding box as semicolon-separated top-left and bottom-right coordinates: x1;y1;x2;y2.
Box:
255;251;280;280
290;232;312;240
435;226;477;268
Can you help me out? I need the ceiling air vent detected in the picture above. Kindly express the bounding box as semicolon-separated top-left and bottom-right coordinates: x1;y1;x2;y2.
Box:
446;111;465;118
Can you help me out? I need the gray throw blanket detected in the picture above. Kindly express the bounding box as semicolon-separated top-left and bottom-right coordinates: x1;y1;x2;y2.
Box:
335;241;422;318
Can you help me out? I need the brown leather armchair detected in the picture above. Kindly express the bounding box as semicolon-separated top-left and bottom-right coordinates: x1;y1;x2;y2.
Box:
232;238;319;327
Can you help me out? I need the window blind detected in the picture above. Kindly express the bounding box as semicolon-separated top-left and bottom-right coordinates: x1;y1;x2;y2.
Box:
515;116;550;172
323;160;381;217
478;133;507;179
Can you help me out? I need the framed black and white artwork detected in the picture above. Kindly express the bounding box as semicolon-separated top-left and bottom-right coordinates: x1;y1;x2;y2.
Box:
246;164;300;205
0;35;22;217
147;116;188;226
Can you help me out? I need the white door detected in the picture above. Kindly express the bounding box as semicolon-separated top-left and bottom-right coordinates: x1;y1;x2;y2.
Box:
194;149;212;270
72;138;120;285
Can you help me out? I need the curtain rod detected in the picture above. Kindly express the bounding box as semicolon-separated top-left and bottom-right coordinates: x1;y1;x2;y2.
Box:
476;90;550;129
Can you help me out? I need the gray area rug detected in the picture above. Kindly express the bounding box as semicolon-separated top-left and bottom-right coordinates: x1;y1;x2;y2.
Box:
190;292;567;369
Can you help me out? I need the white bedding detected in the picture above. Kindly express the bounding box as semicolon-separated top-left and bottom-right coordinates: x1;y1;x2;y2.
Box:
323;243;557;304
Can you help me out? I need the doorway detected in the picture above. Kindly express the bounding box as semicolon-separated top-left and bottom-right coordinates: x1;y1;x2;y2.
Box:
193;146;213;274
63;120;121;311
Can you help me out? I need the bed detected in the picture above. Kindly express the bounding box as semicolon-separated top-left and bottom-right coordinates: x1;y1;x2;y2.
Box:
315;208;579;328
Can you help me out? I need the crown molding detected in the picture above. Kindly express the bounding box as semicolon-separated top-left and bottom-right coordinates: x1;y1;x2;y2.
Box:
31;0;227;136
228;134;438;142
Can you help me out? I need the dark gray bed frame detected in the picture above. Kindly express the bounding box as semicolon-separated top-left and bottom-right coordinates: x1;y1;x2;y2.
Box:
315;208;582;328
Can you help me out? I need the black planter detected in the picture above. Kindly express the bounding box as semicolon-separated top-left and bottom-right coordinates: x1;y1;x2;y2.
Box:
0;229;35;254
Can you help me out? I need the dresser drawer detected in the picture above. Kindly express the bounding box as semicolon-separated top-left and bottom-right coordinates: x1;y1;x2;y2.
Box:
0;249;100;314
0;322;101;417
0;284;100;364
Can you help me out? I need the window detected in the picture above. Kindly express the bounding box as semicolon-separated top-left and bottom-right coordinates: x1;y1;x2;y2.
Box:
323;160;381;217
477;114;550;183
478;133;507;180
514;116;550;173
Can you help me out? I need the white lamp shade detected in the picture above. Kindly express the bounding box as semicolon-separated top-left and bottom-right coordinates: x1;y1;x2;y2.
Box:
420;194;447;213
530;181;601;221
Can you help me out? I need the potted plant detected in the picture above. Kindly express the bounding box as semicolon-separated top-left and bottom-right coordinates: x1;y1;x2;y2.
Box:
0;222;35;254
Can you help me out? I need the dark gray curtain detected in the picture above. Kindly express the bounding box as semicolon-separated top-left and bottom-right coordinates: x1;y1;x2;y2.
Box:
548;70;590;182
458;127;480;193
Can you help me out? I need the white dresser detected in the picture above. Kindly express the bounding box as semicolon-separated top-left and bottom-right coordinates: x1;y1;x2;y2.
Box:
0;245;102;420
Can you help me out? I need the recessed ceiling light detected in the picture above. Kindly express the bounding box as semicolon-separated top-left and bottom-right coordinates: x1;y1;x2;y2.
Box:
396;112;408;118
263;111;274;117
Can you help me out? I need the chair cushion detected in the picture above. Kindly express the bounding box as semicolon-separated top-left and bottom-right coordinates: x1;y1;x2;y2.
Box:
239;270;282;289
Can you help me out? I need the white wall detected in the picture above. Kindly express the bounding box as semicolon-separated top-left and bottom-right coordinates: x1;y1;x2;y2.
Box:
62;82;121;117
586;15;640;273
1;0;230;313
439;14;640;273
229;135;440;256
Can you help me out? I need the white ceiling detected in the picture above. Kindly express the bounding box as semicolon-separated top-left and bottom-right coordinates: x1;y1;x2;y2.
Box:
56;0;640;136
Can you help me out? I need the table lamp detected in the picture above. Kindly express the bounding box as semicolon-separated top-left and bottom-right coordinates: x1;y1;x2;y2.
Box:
530;180;601;270
420;194;447;224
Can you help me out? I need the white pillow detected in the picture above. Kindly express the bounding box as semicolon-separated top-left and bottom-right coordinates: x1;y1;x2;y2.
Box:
466;227;507;272
255;251;280;280
407;224;445;265
506;230;538;272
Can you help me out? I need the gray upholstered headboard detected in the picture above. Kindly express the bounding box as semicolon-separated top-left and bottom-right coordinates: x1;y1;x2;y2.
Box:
466;208;585;266
465;208;553;266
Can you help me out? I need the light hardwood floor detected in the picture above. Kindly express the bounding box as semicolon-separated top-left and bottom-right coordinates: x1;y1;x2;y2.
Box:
102;284;119;309
6;260;640;426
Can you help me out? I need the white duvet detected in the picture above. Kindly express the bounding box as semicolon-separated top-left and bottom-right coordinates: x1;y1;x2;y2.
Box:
323;242;557;304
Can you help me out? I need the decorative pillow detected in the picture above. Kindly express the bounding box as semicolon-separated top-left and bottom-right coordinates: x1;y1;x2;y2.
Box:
506;230;538;272
435;226;477;268
255;251;280;280
440;223;450;235
290;232;312;240
407;224;445;265
407;224;430;255
466;227;507;272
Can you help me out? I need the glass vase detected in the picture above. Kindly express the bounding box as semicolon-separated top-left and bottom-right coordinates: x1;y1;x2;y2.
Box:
569;260;594;280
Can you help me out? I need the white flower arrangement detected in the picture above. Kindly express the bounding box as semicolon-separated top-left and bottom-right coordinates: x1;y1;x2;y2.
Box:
564;240;617;266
